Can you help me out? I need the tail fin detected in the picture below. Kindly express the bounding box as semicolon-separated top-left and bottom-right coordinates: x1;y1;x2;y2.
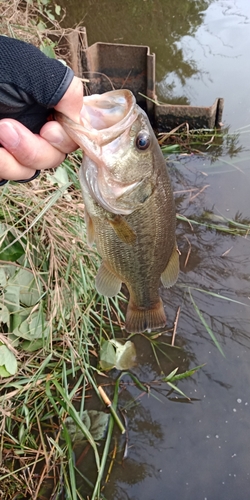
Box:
125;299;166;333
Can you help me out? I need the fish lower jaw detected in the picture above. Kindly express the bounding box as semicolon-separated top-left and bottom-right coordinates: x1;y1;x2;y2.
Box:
125;298;166;334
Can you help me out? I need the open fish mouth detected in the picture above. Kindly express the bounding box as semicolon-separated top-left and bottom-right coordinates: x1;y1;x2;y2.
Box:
55;89;154;214
79;89;138;146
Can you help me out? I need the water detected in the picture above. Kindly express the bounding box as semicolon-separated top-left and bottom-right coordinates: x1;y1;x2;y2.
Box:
58;0;250;498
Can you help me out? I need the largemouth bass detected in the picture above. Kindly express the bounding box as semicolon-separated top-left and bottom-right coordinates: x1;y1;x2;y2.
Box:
56;90;179;333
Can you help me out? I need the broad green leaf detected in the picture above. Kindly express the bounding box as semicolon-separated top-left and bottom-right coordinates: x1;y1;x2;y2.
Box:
112;340;136;370
81;411;92;432
0;366;10;377
0;224;25;261
22;339;45;352
4;285;20;313
0;268;6;286
0;303;10;327
0;264;17;282
40;44;56;58
99;340;116;370
14;311;49;340
0;345;18;375
64;410;109;444
47;166;69;186
46;167;72;200
11;309;31;331
45;9;55;21
100;340;136;371
87;410;109;441
55;4;61;15
29;312;49;339
0;237;24;261
8;268;42;307
7;334;20;348
64;413;90;445
37;20;46;31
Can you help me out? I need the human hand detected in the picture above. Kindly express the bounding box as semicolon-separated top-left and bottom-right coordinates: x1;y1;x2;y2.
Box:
0;76;83;183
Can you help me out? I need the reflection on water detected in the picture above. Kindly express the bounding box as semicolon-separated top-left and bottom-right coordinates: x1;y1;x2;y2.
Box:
58;0;250;499
59;0;213;104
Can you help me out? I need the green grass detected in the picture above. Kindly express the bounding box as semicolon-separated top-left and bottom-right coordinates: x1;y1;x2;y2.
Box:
177;212;250;236
159;124;243;157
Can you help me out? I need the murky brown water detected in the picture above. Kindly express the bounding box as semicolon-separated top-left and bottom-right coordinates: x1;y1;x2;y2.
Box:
58;0;250;498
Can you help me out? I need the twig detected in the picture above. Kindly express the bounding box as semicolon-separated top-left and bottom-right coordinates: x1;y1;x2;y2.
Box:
120;410;129;461
158;122;189;145
189;184;210;201
174;188;199;194
177;214;194;231
75;442;91;467
184;236;192;268
171;306;180;346
221;246;233;257
0;333;19;356
103;439;117;487
33;426;62;500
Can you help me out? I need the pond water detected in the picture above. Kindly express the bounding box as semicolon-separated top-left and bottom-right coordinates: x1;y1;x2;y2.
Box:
58;1;250;499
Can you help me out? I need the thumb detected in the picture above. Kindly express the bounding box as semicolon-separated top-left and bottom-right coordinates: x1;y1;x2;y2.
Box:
54;76;83;123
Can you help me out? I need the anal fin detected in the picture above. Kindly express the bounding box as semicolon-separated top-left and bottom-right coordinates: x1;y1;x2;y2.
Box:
161;244;179;288
125;298;167;333
95;262;122;297
108;215;136;245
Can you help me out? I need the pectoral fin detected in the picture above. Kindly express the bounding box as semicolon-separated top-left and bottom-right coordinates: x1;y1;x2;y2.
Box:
108;215;137;245
161;245;179;288
84;209;95;246
95;262;122;297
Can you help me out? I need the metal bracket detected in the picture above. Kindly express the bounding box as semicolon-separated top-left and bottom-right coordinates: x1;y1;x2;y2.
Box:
64;28;224;131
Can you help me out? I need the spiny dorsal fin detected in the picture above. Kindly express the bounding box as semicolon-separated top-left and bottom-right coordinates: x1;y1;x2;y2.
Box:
108;215;136;245
161;245;179;288
95;262;122;297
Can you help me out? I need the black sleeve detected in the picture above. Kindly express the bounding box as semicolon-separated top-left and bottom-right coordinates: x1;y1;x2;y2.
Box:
0;36;75;133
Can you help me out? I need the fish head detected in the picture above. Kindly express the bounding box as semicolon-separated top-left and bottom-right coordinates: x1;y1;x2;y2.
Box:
55;90;158;214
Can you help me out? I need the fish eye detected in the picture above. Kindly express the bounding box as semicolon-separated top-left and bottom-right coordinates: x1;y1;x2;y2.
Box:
136;131;150;150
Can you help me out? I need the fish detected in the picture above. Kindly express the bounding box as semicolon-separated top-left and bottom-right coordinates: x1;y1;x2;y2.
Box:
55;89;179;333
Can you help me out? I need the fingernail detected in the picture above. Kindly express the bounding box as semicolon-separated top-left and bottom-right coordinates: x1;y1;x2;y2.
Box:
41;128;64;144
0;122;20;148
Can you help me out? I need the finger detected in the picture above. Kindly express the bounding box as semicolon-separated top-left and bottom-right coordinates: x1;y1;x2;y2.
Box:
40;121;78;153
0;120;65;172
0;148;36;181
